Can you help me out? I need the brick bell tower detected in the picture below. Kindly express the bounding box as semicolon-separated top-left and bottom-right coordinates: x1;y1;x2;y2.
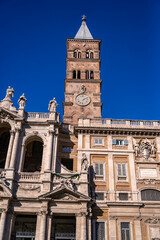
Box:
63;16;102;124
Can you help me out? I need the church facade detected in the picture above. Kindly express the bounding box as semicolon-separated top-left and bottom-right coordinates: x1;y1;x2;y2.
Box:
0;17;160;240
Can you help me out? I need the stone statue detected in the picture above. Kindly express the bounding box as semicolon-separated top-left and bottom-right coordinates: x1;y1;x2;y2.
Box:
0;86;16;110
81;153;88;171
18;93;27;109
48;98;58;113
5;86;14;100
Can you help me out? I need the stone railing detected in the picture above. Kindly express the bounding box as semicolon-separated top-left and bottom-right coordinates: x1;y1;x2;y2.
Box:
18;172;42;182
55;233;75;238
25;112;50;121
26;112;60;122
78;118;160;129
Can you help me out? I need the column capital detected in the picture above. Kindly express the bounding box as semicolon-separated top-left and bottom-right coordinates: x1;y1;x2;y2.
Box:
10;130;15;135
48;130;55;135
37;210;48;216
75;212;87;217
0;208;7;213
109;216;118;220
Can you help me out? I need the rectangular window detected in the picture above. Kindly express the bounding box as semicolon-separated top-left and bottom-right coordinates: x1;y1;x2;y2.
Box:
94;163;104;177
93;138;104;146
96;222;105;240
95;192;104;201
121;222;130;240
119;193;128;200
117;163;127;181
112;139;128;146
62;147;73;152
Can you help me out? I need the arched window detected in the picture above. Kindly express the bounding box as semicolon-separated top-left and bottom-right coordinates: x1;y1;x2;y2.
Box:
74;49;81;58
78;52;81;58
90;71;94;79
23;140;43;172
86;52;89;58
0;127;10;169
77;70;81;79
73;70;76;79
141;189;160;201
74;51;77;58
86;70;89;79
86;50;94;59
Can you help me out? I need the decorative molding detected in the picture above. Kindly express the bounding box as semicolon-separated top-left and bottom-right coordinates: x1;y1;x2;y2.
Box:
145;217;160;224
19;184;41;192
137;179;160;185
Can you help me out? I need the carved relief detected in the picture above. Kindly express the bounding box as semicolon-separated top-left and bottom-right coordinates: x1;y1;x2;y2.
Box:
137;179;160;185
53;178;76;192
133;138;156;161
19;184;41;192
145;217;160;224
54;193;77;201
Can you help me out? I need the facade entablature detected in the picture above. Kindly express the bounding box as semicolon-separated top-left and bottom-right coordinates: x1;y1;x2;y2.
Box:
78;118;160;129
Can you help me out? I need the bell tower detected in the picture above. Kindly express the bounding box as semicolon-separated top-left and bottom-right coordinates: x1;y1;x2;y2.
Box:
63;16;102;124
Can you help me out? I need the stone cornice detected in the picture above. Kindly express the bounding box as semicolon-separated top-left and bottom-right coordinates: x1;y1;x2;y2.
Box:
64;79;102;84
66;58;101;63
75;127;160;136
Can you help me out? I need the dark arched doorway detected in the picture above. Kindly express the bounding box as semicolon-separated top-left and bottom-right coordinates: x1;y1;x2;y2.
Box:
23;140;43;172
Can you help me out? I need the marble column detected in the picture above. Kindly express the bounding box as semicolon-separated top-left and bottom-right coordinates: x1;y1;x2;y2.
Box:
18;143;25;172
81;213;87;240
46;214;52;240
35;213;41;240
76;213;81;240
0;210;7;240
9;129;20;169
87;214;92;240
5;130;15;169
45;130;54;171
52;133;58;172
3;210;14;240
39;211;47;240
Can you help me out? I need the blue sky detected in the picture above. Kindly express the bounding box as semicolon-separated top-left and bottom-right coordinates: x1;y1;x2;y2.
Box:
0;0;160;121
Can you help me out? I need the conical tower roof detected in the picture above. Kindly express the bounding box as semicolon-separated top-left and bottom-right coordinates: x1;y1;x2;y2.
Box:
74;15;93;39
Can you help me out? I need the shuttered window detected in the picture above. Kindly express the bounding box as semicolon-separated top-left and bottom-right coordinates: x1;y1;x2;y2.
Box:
112;139;128;145
96;222;105;240
95;163;104;177
117;163;127;181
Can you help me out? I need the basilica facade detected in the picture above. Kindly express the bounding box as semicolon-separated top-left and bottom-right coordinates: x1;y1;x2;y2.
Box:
0;17;160;240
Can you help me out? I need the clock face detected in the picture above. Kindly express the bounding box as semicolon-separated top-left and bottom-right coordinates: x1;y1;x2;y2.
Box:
75;94;91;106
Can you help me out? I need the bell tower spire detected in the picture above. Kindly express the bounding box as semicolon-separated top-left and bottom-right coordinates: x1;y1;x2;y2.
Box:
63;17;102;124
75;15;93;40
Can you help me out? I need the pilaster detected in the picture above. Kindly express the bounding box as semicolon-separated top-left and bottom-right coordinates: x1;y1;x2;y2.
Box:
0;209;7;240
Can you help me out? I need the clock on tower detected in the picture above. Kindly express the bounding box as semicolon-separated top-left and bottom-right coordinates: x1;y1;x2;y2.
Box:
63;16;102;124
